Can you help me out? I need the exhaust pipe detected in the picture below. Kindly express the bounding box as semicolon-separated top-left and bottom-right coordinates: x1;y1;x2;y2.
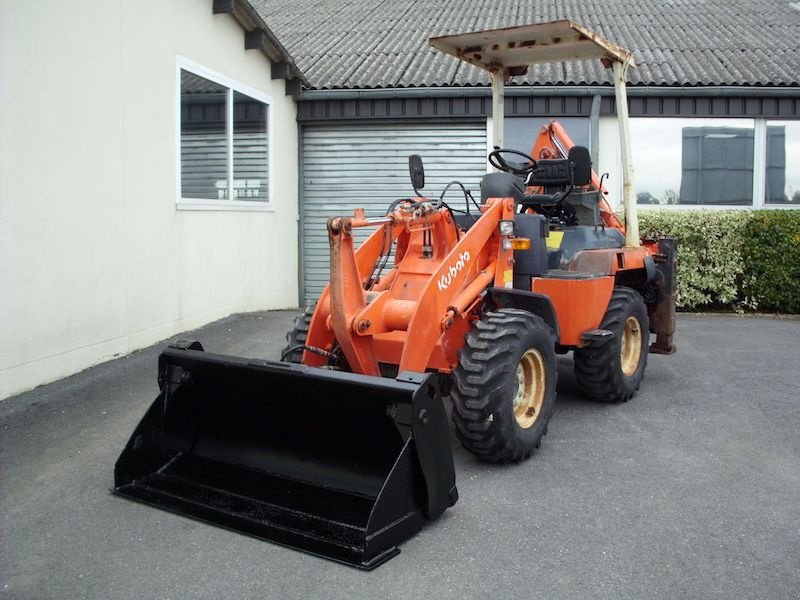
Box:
114;341;457;569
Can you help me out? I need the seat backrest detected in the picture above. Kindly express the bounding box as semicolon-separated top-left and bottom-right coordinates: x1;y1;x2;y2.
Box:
568;146;592;186
528;159;571;187
528;146;593;189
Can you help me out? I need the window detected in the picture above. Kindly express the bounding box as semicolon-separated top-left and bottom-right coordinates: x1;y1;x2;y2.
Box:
631;118;755;206
765;120;800;205
505;117;590;155
177;59;271;209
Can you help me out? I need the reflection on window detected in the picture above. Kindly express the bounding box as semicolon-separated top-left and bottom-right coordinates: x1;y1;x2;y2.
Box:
233;91;269;202
766;121;800;205
505;117;590;155
179;68;270;203
681;126;753;206
180;71;227;199
632;118;754;205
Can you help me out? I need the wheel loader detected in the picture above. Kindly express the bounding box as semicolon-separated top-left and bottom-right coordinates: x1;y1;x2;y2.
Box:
114;21;676;569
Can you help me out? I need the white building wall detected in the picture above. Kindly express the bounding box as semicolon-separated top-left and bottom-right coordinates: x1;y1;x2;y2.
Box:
0;0;299;399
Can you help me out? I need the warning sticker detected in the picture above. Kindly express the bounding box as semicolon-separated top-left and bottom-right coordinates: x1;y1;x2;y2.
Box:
546;230;564;250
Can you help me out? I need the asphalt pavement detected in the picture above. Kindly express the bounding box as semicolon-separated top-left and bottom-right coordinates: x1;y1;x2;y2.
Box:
1;312;798;600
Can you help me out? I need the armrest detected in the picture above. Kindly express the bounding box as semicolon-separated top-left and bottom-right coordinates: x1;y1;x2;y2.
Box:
520;191;566;207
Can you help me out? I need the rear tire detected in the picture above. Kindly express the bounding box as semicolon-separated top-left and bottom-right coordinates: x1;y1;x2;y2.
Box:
574;287;649;402
451;309;557;463
281;305;314;363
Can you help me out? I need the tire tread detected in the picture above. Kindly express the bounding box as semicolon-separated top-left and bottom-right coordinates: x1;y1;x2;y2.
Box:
574;287;649;403
451;308;556;463
281;305;315;364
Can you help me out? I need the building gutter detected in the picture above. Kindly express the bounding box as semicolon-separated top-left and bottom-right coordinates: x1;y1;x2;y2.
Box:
298;85;800;101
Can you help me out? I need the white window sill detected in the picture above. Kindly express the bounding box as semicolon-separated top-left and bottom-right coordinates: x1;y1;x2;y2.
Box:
177;200;274;212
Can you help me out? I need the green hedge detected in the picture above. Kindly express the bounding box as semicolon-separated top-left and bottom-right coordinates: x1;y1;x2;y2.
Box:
637;210;800;313
741;211;800;313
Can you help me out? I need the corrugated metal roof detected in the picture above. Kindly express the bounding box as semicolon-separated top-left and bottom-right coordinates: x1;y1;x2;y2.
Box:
252;0;800;89
227;0;309;86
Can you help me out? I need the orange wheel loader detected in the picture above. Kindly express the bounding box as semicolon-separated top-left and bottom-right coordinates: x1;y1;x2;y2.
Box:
114;21;676;569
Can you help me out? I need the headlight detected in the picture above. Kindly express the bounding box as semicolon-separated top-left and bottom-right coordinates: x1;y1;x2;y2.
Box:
499;220;515;236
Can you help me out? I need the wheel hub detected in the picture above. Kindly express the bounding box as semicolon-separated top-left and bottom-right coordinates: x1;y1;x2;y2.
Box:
620;316;642;376
513;349;546;429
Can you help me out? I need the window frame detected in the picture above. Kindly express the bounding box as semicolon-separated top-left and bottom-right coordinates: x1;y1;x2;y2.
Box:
176;56;274;212
762;118;800;209
630;117;757;209
629;116;800;211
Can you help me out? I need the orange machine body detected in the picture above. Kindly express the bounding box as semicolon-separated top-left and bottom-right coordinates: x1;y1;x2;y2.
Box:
305;198;514;375
302;122;669;376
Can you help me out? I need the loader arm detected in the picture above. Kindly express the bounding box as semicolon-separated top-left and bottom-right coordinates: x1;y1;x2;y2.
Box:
302;221;397;368
324;199;514;376
327;215;387;376
399;199;512;372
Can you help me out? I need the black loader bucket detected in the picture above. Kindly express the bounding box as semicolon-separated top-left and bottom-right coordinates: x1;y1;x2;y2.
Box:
114;341;457;570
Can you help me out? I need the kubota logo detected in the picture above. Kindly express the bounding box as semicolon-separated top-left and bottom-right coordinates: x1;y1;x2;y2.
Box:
437;251;471;291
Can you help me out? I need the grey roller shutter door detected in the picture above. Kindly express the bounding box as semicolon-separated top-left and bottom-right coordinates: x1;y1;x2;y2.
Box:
301;122;487;304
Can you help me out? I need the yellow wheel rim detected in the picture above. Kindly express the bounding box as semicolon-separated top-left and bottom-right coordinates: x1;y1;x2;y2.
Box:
513;349;546;429
620;316;642;376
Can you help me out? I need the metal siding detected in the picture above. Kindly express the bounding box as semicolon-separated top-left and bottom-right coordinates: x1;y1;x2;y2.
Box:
301;122;487;304
299;94;800;122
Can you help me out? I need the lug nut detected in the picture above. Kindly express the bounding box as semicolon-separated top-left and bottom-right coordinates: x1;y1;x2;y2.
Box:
418;409;429;424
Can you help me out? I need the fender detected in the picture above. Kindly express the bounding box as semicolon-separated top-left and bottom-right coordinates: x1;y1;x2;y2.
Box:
485;287;560;339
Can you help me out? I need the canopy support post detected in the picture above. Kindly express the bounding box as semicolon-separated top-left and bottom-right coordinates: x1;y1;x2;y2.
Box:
490;70;505;152
613;58;639;247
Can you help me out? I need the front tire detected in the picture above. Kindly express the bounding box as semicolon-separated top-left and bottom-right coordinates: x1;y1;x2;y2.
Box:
451;309;557;463
280;305;314;363
574;287;649;402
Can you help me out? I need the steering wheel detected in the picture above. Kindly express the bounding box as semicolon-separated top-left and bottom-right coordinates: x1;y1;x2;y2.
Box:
488;148;537;175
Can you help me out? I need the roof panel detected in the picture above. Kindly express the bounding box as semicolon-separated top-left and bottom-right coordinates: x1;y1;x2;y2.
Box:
256;0;800;89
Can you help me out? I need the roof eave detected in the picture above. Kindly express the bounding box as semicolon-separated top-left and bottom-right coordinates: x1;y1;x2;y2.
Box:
213;0;310;88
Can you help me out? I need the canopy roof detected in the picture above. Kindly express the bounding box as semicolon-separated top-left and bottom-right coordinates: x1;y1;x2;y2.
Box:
429;20;634;76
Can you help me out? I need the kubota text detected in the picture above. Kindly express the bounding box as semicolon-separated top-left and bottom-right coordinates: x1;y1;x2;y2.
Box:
437;251;471;291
